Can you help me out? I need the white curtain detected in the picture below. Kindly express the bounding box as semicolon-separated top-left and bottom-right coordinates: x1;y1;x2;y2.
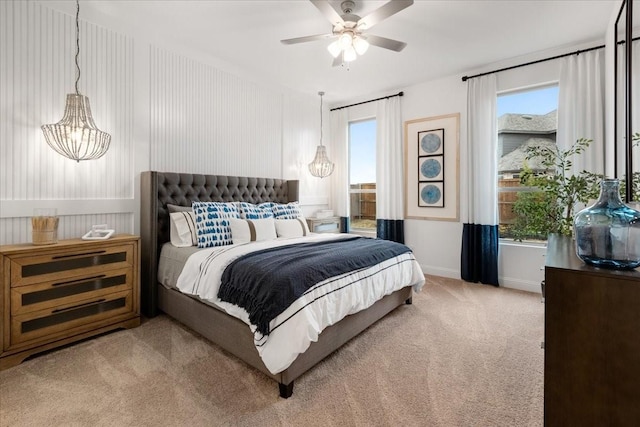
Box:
376;96;404;220
329;108;349;229
461;74;499;285
463;74;498;226
557;49;605;175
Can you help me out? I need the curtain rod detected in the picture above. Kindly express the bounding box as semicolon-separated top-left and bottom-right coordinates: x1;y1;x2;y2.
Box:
461;37;639;82
330;91;404;111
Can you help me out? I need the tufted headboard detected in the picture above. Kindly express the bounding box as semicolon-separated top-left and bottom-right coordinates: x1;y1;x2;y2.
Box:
140;171;299;317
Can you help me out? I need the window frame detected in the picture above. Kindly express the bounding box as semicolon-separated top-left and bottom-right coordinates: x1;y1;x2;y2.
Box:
496;83;559;242
348;118;377;233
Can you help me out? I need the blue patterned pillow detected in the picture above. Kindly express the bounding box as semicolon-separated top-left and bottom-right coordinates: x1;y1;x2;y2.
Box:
258;202;275;211
237;202;274;220
272;202;302;219
192;201;240;248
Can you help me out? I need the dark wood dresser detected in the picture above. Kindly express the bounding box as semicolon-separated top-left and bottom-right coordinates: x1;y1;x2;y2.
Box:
544;234;640;426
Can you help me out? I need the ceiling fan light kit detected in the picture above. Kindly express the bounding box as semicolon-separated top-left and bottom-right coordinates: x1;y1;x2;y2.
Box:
281;0;413;66
353;36;369;55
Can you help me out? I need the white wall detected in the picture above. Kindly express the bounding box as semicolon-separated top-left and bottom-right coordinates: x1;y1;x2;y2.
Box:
0;0;327;245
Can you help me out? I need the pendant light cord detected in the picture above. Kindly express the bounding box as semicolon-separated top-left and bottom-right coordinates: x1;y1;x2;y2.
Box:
319;91;324;147
74;0;81;94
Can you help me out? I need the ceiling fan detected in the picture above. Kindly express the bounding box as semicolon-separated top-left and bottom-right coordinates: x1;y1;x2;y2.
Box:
281;0;414;65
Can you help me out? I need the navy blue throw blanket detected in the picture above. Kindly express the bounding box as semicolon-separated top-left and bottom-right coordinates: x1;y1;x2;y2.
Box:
218;236;411;336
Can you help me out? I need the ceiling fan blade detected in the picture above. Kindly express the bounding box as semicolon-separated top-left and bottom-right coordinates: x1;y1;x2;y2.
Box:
310;0;345;26
366;34;407;52
281;33;334;45
332;56;342;67
357;0;414;30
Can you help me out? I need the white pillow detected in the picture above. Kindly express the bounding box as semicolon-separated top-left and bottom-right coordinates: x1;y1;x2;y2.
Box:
169;211;197;247
275;218;310;238
229;218;277;244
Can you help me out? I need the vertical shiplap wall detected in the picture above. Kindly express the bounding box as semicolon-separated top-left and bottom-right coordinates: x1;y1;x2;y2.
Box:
0;1;135;244
149;47;283;177
281;92;330;210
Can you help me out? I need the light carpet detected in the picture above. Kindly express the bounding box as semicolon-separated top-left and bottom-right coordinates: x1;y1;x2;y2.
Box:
0;276;544;427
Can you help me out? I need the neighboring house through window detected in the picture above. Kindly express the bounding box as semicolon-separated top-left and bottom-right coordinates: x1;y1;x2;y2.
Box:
497;84;559;241
349;119;376;232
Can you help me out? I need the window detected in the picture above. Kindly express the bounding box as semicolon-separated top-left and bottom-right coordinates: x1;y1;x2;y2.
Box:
349;119;376;231
497;85;558;241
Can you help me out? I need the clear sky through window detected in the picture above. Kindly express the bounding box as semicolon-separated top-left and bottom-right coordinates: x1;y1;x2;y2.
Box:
349;119;376;184
497;85;558;117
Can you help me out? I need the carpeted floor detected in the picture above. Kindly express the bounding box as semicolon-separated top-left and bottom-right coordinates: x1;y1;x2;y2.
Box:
0;276;544;427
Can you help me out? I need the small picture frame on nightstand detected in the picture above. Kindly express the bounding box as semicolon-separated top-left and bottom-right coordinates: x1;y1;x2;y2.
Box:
82;229;115;240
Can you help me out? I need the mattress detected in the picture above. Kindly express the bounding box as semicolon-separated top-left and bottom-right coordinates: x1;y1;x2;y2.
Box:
158;243;201;289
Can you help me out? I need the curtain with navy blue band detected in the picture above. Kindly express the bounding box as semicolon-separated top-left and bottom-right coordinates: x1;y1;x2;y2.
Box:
375;96;404;243
330;109;349;228
377;219;404;244
462;74;499;286
340;216;350;234
461;224;499;285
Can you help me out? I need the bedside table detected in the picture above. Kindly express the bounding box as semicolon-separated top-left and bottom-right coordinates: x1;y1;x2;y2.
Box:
306;216;340;233
0;234;140;369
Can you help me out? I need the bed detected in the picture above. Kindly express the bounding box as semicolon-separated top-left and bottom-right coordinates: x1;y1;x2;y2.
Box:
140;171;424;398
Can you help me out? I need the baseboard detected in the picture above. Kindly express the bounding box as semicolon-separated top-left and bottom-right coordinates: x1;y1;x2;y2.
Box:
499;277;541;294
421;265;459;280
422;264;542;295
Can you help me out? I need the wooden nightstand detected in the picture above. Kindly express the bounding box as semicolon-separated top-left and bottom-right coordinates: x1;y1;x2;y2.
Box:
0;234;140;370
306;216;340;233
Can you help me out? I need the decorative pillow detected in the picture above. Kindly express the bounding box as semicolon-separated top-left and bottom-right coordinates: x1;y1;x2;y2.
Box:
192;201;240;248
229;218;277;244
237;202;275;220
272;202;302;219
258;202;275;211
169;211;197;247
275;218;310;238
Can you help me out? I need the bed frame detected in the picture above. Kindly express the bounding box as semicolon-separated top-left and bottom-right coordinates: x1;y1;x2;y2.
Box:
140;171;412;398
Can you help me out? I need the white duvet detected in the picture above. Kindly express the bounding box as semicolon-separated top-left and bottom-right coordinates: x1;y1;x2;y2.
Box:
176;233;425;374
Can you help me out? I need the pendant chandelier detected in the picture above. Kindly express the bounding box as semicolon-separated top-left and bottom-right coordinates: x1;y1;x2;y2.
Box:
308;91;335;178
41;0;111;162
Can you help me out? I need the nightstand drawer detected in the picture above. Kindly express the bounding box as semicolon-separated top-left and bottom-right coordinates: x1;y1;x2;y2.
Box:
11;289;133;345
11;267;133;315
313;222;339;233
9;243;134;287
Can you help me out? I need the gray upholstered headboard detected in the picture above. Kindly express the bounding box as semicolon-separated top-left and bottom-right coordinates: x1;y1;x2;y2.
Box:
140;171;299;317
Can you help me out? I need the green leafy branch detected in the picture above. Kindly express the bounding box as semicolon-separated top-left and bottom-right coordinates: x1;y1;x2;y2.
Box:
517;138;601;237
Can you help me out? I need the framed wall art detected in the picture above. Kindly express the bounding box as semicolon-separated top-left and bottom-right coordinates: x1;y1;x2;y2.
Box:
404;113;459;221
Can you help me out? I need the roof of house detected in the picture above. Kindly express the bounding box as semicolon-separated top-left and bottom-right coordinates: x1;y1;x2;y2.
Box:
498;110;557;134
498;137;556;173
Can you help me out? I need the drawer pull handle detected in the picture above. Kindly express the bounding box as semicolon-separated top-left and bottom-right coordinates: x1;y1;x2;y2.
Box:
51;275;107;287
52;250;107;260
51;298;107;313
